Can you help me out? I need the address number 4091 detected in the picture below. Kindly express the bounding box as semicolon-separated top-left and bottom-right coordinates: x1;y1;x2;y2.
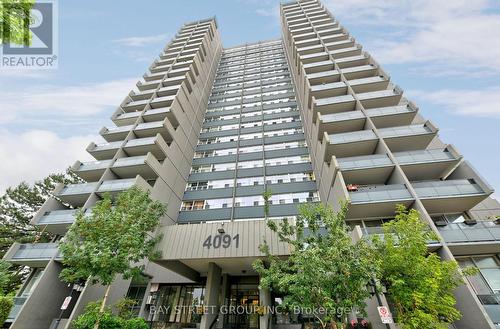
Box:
203;234;240;249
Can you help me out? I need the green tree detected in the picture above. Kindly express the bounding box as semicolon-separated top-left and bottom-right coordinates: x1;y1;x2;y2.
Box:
0;169;82;294
254;203;377;329
72;300;149;329
0;260;14;324
59;186;166;329
0;0;35;46
373;205;476;329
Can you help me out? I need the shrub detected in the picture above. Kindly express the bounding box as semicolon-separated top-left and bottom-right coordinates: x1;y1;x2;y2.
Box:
122;317;149;329
72;300;149;329
0;296;13;326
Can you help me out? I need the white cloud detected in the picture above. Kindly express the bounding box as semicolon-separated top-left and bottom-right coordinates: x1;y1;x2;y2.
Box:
0;129;96;192
409;87;500;118
113;34;170;47
323;0;500;75
256;6;279;18
0;78;136;125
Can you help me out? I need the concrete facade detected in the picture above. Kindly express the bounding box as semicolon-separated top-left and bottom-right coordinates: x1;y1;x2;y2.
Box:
3;1;500;329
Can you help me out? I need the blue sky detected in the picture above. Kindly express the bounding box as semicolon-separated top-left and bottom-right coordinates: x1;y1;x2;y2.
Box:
0;0;499;196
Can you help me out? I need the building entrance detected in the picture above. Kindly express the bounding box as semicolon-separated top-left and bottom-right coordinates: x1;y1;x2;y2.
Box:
225;283;260;329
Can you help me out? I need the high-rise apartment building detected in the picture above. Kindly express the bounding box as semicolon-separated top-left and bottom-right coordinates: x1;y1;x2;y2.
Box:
3;1;500;328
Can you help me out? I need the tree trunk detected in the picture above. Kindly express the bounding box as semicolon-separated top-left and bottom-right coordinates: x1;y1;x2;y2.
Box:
93;284;112;329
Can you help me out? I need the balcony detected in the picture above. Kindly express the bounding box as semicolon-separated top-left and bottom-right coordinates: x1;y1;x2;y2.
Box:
156;84;181;97
325;129;378;158
338;153;394;184
142;107;178;127
312;94;356;120
335;54;370;69
303;59;335;74
347;184;414;219
297;43;324;56
34;209;78;234
310;81;347;99
348;76;389;93
365;103;418;128
137;79;161;91
413;179;492;214
329;45;362;60
340;64;377;80
121;98;149;112
394;147;462;180
477;294;500;326
307;70;340;85
100;125;133;142
6;296;27;323
357;86;403;109
112;110;141;126
130;89;154;101
87;141;122;160
111;153;161;180
133;120;173;141
72;159;112;181
378;122;438;152
123;134;169;160
143;71;166;82
150;95;175;109
317;110;365;136
324;38;355;51
3;243;59;267
37;209;77;226
96;176;151;197
437;222;500;255
54;182;99;206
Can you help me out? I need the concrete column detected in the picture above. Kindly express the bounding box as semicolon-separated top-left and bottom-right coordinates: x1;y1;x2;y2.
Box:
439;247;495;329
11;261;72;329
259;285;272;329
200;262;222;329
217;274;230;329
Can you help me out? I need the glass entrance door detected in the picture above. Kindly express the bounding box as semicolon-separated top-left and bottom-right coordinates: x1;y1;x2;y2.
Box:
226;284;260;329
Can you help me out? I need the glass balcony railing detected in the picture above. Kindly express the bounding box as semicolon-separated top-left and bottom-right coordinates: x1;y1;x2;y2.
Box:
340;64;375;74
58;182;99;196
12;243;59;260
477;294;500;325
365;105;415;118
7;296;27;322
350;184;412;204
329;130;377;144
92;141;122;151
125;137;156;147
438;222;500;243
38;209;78;225
77;160;113;171
98;179;136;193
378;124;432;138
413;179;485;198
348;76;385;86
361;226;385;236
112;155;148;168
357;89;401;101
144;107;170;116
104;125;134;134
320;110;365;124
310;81;346;92
123;99;149;108
315;94;355;106
117;111;141;120
136;121;164;130
337;153;392;171
394;149;456;165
